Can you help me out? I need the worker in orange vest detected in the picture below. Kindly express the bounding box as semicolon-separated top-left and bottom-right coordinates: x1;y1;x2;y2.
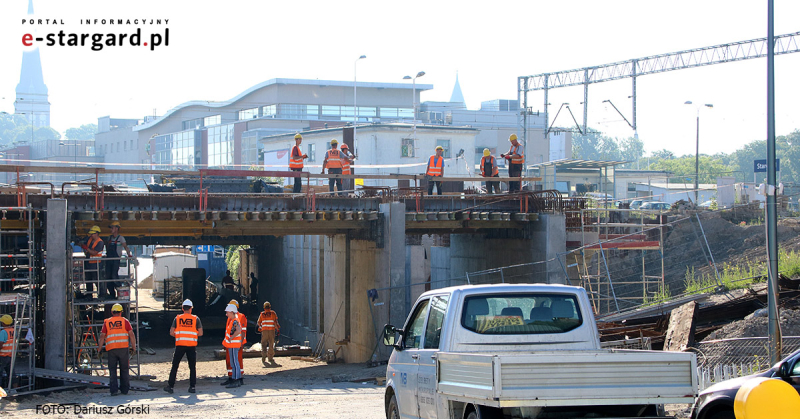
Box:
164;299;203;394
340;143;355;194
79;225;104;300
221;299;246;386
98;304;136;395
0;315;14;388
289;133;309;193
500;133;525;192
222;304;242;389
426;145;445;195
257;301;281;365
481;148;500;194
323;139;344;196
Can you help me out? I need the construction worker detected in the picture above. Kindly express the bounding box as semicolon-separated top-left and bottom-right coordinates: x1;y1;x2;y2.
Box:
222;304;242;389
500;133;524;193
221;299;246;385
164;299;203;394
289;133;308;194
322;139;344;196
481;148;500;194
340;143;355;194
257;301;280;365
426;145;445;195
105;221;133;300
0;315;14;387
97;303;136;396
221;270;235;291
79;225;104;300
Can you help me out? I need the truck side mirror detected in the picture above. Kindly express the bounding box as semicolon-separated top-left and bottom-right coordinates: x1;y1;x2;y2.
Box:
383;324;401;350
779;361;792;379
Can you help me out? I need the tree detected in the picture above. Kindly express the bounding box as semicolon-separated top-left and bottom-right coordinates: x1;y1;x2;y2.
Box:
651;149;675;160
65;124;97;141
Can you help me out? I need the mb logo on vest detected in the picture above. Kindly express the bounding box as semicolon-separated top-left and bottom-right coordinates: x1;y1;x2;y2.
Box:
179;318;194;327
110;320;122;328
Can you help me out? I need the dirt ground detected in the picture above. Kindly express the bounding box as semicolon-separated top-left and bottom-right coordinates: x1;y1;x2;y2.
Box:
1;346;386;418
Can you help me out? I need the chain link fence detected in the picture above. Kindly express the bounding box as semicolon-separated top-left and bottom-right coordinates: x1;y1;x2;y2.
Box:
693;337;800;389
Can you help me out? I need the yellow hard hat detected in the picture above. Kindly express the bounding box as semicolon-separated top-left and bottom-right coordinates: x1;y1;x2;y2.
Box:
88;225;101;234
435;146;444;151
294;133;302;140
111;303;123;312
509;133;518;142
330;139;338;145
263;301;271;309
108;221;121;228
0;314;12;325
228;299;239;309
483;148;491;157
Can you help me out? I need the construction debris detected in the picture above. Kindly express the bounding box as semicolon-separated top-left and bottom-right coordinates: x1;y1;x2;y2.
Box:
213;345;312;360
663;301;697;351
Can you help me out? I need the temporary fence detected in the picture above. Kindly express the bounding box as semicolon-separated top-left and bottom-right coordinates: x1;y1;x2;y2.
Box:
693;336;800;390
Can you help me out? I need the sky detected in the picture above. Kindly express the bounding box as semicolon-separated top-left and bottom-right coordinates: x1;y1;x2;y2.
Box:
0;0;798;158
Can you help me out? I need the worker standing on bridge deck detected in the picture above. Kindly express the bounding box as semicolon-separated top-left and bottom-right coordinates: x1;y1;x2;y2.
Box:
164;299;203;394
80;225;104;300
481;148;500;194
323;139;344;196
0;315;15;387
98;303;136;395
222;304;242;389
289;133;308;194
501;134;524;193
257;301;280;366
221;299;246;386
105;221;133;300
340;143;355;195
426;146;445;195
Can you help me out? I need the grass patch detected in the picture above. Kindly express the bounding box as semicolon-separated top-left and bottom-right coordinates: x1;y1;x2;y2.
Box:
642;284;672;307
683;248;800;295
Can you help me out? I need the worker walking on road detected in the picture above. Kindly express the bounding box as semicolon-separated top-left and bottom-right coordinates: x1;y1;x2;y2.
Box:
426;146;445;195
80;225;104;299
322;139;344;196
0;315;15;388
97;303;136;395
221;270;235;291
221;300;246;385
500;134;524;193
105;221;133;300
257;301;280;366
289;133;309;193
222;304;242;389
340;143;355;195
164;299;203;394
480;148;500;194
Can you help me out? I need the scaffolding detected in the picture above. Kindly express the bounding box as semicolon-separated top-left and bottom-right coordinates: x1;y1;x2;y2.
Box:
0;206;37;394
67;254;140;377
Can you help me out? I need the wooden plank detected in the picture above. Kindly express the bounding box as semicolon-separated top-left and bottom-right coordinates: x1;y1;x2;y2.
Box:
663;301;697;352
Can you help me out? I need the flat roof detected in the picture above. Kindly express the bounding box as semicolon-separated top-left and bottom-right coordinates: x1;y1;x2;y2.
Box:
259;123;478;142
531;158;629;170
635;182;717;190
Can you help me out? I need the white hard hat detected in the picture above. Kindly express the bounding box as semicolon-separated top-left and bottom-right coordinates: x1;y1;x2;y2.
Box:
182;299;193;307
225;304;238;313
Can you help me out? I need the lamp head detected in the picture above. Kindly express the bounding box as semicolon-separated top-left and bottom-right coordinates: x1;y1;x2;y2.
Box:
684;100;693;105
358;55;366;59
416;71;426;78
403;75;411;80
705;104;714;108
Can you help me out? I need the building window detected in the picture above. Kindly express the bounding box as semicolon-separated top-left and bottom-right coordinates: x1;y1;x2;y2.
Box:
182;118;203;131
401;138;415;158
241;133;258;166
307;143;316;162
203;115;221;126
238;108;259;120
262;105;276;117
207;124;235;167
436;140;451;158
130;140;134;150
213;245;225;258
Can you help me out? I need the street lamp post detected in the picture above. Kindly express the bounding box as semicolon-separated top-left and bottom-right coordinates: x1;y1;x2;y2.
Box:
354;55;366;144
59;139;79;181
403;71;425;152
684;101;713;203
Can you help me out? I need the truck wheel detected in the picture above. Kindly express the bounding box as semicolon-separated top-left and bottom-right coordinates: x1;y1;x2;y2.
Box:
387;395;400;419
709;411;735;419
466;405;501;419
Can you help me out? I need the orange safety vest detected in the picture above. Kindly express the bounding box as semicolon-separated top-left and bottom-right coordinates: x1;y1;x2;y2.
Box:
341;151;352;175
258;310;278;331
426;156;443;177
174;313;199;347
238;312;247;344
0;327;14;357
508;144;525;165
289;145;304;169
222;319;242;349
86;236;103;264
481;155;499;177
103;316;130;351
325;149;342;169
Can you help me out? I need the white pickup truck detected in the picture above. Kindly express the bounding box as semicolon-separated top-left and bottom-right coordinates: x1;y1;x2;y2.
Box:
382;284;697;419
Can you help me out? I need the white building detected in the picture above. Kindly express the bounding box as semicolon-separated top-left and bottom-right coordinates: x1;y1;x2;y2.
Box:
633;182;716;204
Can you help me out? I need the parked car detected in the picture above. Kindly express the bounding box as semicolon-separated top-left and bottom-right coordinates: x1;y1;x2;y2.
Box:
630;199;646;210
691;348;800;419
699;200;715;209
640;201;671;211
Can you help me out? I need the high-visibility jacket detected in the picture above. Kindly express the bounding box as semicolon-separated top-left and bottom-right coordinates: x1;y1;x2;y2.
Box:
289;145;304;169
174;313;199;347
426;156;443;177
325;149;343;169
86;236;103;264
103;317;130;351
0;327;14;357
238;312;247;345
481;155;499;177
341;152;353;175
257;310;279;331
508;144;525;165
222;319;242;349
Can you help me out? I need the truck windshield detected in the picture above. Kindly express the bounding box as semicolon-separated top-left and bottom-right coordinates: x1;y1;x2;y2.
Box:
461;293;583;334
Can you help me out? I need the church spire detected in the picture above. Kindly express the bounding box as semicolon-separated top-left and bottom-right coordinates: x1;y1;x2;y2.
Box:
449;72;466;110
28;0;33;14
15;0;51;128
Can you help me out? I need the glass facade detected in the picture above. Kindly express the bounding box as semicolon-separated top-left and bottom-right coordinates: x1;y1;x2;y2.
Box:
239;108;259;120
401;138;415;157
380;107;414;119
208;124;235;167
182;118;203;131
241;131;259;166
262;105;276;117
153;130;200;169
204;115;221;126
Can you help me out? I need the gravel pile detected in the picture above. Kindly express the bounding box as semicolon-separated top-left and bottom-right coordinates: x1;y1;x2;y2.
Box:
703;308;800;340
